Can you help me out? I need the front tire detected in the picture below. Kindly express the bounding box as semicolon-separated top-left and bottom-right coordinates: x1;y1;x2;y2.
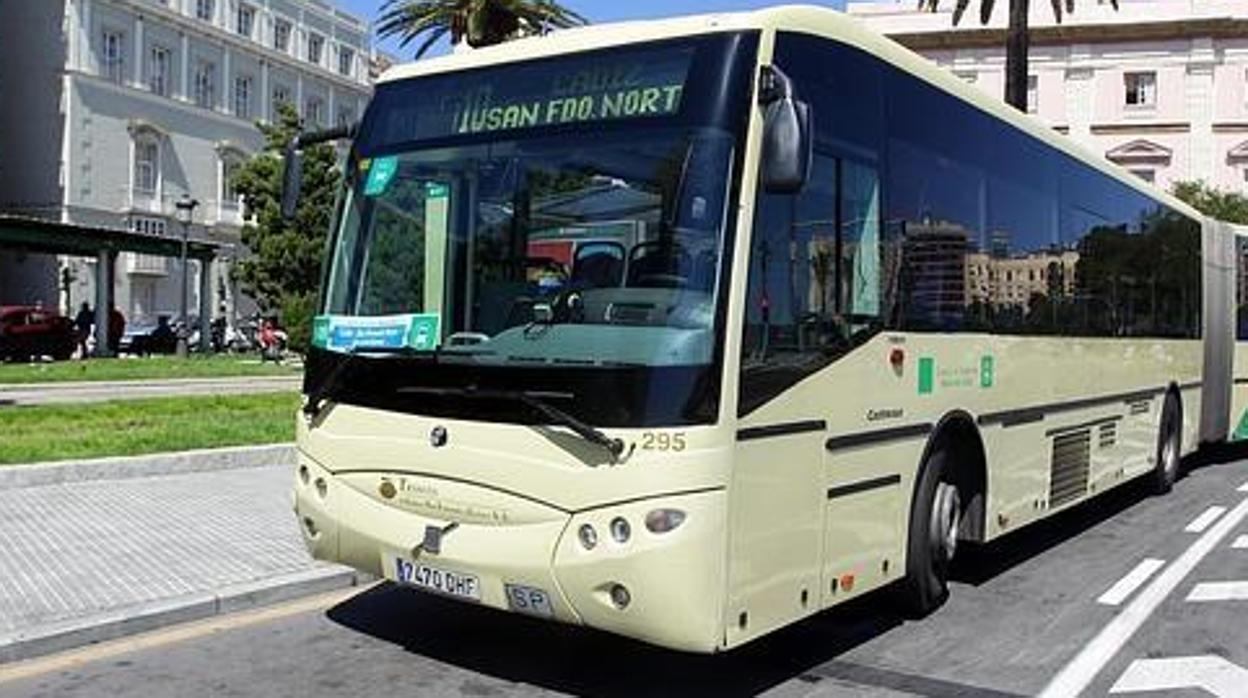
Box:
1150;393;1182;495
900;448;961;616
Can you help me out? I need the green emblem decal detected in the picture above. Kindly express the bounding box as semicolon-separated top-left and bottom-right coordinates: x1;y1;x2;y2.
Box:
311;316;331;349
918;357;935;395
363;155;399;196
1233;409;1248;441
406;314;441;351
980;356;995;388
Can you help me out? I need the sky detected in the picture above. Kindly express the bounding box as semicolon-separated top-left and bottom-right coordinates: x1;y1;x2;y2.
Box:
337;0;850;58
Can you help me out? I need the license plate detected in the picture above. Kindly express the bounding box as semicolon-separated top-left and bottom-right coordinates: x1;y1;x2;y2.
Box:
393;557;480;601
504;584;554;618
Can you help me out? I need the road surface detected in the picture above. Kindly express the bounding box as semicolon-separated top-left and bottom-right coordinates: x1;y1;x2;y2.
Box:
2;452;1245;697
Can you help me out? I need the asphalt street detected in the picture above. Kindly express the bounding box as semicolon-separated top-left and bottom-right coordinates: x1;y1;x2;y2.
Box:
0;376;301;406
2;452;1246;698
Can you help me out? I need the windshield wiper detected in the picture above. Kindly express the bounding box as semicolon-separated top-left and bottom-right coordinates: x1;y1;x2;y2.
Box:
398;386;625;459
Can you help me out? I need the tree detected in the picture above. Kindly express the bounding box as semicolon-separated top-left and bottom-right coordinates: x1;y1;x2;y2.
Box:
231;102;341;351
1172;180;1248;224
918;0;1118;112
378;0;587;58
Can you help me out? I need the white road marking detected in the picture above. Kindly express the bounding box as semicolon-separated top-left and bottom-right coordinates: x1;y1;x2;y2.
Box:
1233;535;1248;549
1097;559;1166;606
1187;581;1248;602
1239;481;1248;493
1184;506;1226;533
1110;656;1248;696
1038;496;1248;698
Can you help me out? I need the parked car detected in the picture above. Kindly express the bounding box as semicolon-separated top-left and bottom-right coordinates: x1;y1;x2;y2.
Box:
119;316;179;356
0;306;76;361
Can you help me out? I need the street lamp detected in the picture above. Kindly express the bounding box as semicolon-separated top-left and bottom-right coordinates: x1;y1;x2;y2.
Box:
174;193;200;358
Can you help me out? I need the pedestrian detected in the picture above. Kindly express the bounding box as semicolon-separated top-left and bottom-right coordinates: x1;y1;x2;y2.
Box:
73;301;93;358
107;305;125;355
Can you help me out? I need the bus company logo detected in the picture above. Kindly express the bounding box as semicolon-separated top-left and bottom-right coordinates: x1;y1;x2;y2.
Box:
378;479;397;500
430;425;449;448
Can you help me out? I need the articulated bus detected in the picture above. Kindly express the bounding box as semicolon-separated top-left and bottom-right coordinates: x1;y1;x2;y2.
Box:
289;5;1245;652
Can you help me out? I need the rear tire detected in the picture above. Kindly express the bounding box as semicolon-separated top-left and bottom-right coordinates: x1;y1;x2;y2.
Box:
900;448;961;616
1150;392;1182;495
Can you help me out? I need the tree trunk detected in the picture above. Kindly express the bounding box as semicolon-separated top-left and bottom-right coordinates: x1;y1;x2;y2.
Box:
1004;0;1030;111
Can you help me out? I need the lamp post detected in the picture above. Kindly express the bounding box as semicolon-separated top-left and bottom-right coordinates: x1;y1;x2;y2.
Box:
174;194;200;358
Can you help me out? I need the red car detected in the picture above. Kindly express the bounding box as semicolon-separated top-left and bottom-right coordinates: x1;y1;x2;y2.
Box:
0;306;76;361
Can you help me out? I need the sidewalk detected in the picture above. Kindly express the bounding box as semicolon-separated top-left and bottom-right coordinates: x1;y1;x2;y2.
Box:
0;460;365;662
0;376;301;406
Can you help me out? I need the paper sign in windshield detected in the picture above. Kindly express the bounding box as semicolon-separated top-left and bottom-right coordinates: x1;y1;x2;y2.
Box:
312;313;441;352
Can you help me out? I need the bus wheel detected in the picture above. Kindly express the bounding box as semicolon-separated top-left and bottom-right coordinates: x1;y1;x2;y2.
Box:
1150;393;1182;495
901;448;961;617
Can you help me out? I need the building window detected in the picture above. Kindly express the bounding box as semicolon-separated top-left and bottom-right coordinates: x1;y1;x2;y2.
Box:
304;96;324;127
1026;75;1038;114
236;3;254;38
1128;168;1156;183
307;33;323;65
1125;72;1157;108
133;139;159;196
101;29;126;84
220;155;243;210
338;47;354;77
336;104;354;128
273;19;291;52
193;59;216;108
233;75;253;119
195;0;214;22
147;45;171;97
271;84;291;116
131;216;167;237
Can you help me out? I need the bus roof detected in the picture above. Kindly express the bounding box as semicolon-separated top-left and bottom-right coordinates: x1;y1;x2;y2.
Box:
378;4;1204;222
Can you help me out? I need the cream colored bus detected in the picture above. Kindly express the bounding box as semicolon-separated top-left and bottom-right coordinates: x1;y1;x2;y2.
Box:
287;5;1240;652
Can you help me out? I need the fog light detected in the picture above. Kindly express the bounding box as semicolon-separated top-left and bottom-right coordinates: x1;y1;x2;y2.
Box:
298;465;310;485
314;477;328;499
578;523;598;550
644;508;686;534
609;517;631;543
609;583;631;609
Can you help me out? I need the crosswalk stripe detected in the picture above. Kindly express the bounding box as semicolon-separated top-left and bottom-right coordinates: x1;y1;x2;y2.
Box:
1098;559;1166;606
1232;535;1248;549
1238;482;1248;493
1186;582;1248;602
1185;506;1226;533
1111;656;1248;696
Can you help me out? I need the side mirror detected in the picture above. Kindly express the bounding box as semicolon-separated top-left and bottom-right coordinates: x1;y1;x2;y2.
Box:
759;66;812;194
281;141;303;221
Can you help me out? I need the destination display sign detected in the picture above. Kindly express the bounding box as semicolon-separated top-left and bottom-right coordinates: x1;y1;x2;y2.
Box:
370;45;695;143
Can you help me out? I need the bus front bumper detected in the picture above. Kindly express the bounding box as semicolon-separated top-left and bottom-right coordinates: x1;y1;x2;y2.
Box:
293;453;728;652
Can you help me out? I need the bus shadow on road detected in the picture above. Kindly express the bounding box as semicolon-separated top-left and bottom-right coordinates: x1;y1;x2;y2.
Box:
326;581;908;697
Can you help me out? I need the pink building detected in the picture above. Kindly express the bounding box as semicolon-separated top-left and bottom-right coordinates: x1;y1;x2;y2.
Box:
848;0;1248;192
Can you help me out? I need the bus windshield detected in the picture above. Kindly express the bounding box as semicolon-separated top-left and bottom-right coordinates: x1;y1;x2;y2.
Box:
311;33;758;427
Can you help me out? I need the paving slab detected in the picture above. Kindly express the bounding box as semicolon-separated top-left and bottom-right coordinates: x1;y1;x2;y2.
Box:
0;463;362;663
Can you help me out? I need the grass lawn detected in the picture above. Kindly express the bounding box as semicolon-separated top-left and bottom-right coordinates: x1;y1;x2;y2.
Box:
0;355;301;385
0;392;300;464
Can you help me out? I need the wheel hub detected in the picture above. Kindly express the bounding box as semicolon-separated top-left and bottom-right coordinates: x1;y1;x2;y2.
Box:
930;482;961;563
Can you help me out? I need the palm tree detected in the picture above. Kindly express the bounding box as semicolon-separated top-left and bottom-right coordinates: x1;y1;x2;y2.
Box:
918;0;1118;112
377;0;588;59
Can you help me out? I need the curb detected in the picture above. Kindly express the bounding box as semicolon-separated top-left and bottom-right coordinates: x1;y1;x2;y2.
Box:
0;566;373;664
0;443;297;489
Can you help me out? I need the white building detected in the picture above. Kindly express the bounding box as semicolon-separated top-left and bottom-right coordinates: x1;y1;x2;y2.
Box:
0;0;372;325
848;0;1248;193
